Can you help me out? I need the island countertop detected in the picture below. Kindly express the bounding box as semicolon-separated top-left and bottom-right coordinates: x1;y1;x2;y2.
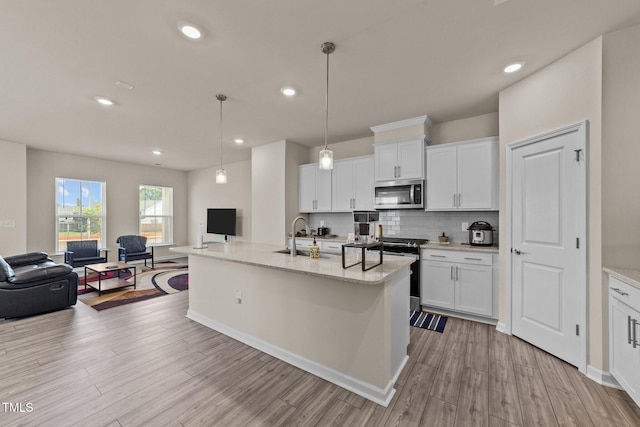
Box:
170;242;413;285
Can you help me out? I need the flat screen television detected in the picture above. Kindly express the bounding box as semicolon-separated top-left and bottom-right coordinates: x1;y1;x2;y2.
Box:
206;208;237;236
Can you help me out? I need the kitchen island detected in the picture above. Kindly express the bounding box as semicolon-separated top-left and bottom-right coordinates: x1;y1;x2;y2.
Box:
170;242;413;406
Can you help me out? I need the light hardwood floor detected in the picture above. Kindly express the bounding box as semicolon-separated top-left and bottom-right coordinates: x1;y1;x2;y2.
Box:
1;290;639;427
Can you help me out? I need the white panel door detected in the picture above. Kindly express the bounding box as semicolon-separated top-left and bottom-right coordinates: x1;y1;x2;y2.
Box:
457;141;495;210
426;145;457;210
511;128;584;367
397;139;424;179
316;169;332;211
299;164;316;212
353;157;374;210
374;143;398;181
421;260;455;310
332;159;354;211
455;263;493;317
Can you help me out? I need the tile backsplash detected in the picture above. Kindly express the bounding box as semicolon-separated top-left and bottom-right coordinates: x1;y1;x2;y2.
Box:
309;210;499;244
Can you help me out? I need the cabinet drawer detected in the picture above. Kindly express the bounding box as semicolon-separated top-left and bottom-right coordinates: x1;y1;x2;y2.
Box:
321;241;343;251
610;276;640;310
421;249;492;266
288;238;314;248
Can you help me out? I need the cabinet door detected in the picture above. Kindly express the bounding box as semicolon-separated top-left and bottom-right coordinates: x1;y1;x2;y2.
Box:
454;263;493;317
375;143;398;181
397;139;424;179
299;164;317;212
610;297;640;402
315;169;332;211
421;260;455;310
332;159;354;211
426;145;457;210
457;140;496;210
353;157;374;210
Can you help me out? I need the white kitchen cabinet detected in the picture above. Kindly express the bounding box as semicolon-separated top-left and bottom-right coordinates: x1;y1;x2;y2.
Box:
374;137;425;182
299;163;332;212
608;275;640;407
332;156;374;211
421;249;495;318
426;137;498;211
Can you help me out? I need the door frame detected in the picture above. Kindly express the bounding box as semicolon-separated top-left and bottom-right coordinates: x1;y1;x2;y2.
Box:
505;120;588;373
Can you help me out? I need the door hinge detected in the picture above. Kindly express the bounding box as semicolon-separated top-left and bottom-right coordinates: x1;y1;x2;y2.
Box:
576;324;580;336
574;149;583;162
576;238;580;249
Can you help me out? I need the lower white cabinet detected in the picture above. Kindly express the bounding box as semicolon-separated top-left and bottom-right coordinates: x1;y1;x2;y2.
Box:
421;249;495;318
608;275;640;407
288;238;343;252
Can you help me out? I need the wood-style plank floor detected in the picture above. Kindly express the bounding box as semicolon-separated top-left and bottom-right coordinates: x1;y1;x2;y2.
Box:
1;290;639;427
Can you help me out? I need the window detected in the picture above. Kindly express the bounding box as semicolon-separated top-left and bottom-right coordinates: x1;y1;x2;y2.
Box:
139;185;173;244
56;178;106;252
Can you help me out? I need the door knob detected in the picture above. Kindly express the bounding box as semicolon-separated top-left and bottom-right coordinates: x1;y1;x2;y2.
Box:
513;249;526;255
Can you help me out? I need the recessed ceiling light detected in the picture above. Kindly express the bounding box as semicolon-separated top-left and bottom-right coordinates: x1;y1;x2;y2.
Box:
177;22;202;39
152;150;162;155
281;87;296;96
95;97;115;106
504;62;524;73
234;138;244;144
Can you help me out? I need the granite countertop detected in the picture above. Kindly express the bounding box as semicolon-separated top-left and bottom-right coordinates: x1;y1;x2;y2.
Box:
604;266;640;290
170;242;413;286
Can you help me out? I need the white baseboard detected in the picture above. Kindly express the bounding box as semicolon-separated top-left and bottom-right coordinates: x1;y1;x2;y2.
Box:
586;365;622;389
495;322;510;335
186;309;399;407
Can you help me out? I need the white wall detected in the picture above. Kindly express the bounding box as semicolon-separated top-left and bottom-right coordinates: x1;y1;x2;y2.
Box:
602;24;640;267
27;149;188;260
499;37;604;369
187;159;252;245
429;112;498;145
0;140;27;255
252;141;287;245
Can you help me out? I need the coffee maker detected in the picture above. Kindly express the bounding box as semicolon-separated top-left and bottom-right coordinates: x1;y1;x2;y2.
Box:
353;211;379;241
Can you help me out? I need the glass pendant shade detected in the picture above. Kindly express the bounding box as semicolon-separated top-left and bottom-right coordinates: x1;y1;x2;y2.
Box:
215;168;227;184
319;148;333;170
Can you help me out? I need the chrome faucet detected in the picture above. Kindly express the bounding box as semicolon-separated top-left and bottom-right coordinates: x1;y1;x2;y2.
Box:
290;216;309;256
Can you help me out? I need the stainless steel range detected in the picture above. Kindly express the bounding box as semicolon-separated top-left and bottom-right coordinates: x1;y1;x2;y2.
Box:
370;237;427;311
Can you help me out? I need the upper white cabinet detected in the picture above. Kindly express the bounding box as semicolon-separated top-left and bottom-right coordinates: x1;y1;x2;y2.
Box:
299;164;332;212
426;137;498;211
332;156;374;211
374;137;425;182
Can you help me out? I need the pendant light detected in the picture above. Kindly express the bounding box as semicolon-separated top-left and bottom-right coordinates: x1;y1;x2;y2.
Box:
319;42;335;170
215;94;227;184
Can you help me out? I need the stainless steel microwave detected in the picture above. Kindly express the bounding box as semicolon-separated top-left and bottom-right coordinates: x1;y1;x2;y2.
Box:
374;179;424;209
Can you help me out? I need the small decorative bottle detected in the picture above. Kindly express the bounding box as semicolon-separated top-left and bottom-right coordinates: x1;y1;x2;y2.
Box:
311;237;320;258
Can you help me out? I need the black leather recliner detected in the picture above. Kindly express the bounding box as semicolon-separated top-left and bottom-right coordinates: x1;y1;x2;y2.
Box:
0;252;78;319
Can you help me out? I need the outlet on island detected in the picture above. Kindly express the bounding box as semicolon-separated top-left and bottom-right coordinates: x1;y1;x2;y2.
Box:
235;290;242;304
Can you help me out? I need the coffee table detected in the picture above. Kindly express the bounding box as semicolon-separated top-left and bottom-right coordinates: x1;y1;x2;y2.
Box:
84;261;136;296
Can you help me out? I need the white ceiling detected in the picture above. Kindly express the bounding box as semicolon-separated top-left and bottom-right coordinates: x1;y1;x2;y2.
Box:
1;0;639;171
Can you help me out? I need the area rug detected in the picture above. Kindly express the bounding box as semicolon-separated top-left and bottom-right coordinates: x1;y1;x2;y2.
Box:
409;310;448;333
78;263;188;311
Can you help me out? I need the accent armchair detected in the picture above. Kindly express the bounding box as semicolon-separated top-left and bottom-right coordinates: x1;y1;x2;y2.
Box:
116;235;154;268
0;252;78;319
64;240;108;267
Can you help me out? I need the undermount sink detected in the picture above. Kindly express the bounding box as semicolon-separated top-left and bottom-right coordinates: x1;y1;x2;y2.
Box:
273;248;335;259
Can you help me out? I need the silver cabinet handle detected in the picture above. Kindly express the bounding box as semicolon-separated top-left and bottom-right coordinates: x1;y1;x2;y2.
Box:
629;315;633;345
453;193;456;208
633;318;639;349
455;266;459;281
450;265;454;281
464;257;482;261
398;165;401;177
612;288;629;296
458;193;461;207
430;254;446;258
